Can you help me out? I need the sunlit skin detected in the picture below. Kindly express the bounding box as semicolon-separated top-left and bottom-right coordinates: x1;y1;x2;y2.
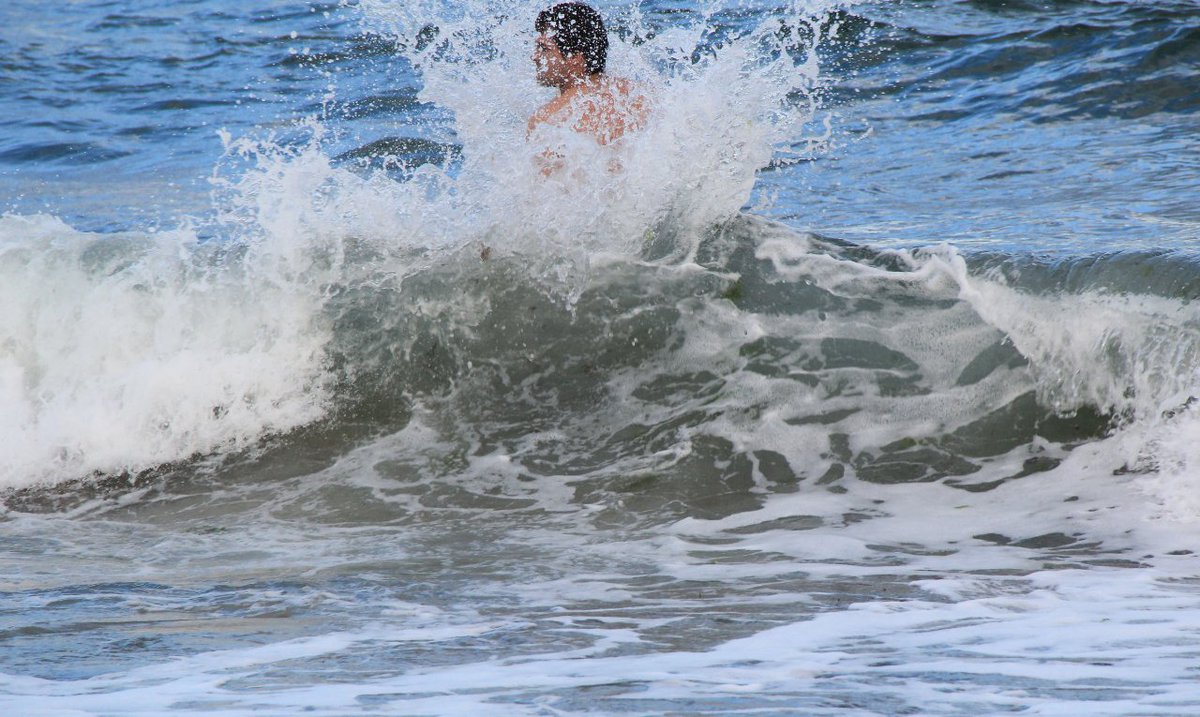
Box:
527;32;649;148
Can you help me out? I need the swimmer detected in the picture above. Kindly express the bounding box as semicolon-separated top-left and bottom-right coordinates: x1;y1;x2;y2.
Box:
528;3;649;148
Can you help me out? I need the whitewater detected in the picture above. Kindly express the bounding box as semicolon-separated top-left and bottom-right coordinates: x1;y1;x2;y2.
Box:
2;0;1200;714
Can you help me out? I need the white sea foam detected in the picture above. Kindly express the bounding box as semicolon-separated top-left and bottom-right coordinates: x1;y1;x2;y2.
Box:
0;0;844;489
6;1;1200;714
354;0;837;261
5;474;1198;716
0;213;332;489
921;246;1200;519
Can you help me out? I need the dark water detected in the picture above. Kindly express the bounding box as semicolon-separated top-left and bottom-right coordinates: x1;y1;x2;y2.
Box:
2;1;1200;714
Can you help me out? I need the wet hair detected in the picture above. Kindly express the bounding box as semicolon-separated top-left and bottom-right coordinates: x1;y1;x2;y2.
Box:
535;3;608;75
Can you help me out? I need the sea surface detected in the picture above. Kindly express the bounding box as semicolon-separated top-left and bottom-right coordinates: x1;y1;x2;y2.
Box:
3;0;1200;714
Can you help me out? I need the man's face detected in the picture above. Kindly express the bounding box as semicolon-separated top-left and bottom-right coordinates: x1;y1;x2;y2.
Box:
533;32;579;88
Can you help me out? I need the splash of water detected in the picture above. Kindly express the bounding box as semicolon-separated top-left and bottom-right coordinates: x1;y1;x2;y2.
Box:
0;213;332;489
920;246;1200;518
0;1;845;490
353;0;839;262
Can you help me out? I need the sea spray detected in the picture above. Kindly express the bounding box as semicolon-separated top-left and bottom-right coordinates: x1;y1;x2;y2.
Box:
918;245;1200;517
354;0;841;261
7;3;1200;715
0;212;332;490
0;0;848;490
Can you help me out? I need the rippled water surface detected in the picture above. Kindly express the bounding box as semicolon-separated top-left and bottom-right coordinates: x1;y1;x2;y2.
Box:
3;0;1200;714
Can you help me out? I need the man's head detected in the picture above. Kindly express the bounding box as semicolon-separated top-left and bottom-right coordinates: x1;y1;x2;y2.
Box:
534;2;608;86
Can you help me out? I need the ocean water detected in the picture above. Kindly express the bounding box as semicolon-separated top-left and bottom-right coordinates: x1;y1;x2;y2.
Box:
3;0;1200;714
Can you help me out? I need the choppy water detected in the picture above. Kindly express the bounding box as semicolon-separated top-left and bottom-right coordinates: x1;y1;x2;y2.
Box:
3;0;1200;714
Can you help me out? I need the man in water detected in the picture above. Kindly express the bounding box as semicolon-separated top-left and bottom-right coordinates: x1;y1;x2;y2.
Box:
528;2;649;147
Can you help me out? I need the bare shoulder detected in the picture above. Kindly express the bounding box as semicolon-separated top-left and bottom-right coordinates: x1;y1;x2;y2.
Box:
527;78;651;146
608;78;650;129
609;78;649;117
528;93;572;135
610;77;639;98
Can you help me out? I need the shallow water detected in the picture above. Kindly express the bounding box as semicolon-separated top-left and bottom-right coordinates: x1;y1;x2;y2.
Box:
3;0;1200;714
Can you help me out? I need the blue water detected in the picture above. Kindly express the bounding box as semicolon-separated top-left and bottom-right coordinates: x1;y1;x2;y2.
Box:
3;1;1200;714
6;1;1197;245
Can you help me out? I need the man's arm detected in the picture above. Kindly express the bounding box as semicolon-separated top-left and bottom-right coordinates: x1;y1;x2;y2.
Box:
527;94;572;137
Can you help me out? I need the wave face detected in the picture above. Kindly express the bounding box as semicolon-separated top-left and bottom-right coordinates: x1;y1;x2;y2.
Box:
3;0;1200;715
